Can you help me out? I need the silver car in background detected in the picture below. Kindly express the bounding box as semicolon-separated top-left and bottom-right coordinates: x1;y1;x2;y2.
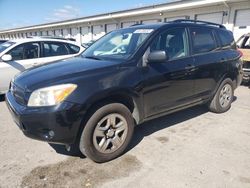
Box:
0;37;85;94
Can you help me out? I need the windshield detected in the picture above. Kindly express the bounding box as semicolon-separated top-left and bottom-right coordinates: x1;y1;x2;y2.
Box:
82;27;154;60
0;41;15;53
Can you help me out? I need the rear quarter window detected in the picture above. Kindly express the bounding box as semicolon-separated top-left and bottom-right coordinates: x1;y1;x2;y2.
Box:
190;27;217;55
67;44;80;54
217;30;235;49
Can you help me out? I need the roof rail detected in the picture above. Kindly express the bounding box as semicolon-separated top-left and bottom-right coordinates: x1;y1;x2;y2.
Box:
172;19;226;29
130;23;144;27
26;36;76;41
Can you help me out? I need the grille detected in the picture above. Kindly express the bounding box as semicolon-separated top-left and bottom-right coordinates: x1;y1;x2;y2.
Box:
11;82;27;105
243;61;250;69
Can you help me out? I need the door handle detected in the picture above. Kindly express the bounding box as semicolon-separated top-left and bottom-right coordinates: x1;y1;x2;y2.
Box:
219;58;227;63
32;62;39;66
185;64;196;70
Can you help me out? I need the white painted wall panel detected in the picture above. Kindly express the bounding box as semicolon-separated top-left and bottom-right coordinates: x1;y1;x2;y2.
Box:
196;12;223;24
166;16;188;22
55;29;61;36
234;9;250;40
106;24;117;33
142;19;159;24
93;25;105;40
122;21;136;28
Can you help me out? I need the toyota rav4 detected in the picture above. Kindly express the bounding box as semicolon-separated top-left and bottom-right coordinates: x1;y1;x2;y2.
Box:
6;20;243;162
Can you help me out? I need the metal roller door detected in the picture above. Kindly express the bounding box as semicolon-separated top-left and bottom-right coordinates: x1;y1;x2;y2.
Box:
71;28;78;38
55;29;61;36
42;31;47;36
234;9;250;40
63;28;71;38
48;30;54;36
81;27;92;43
106;24;117;33
93;25;104;40
142;19;159;24
196;12;224;24
122;21;136;28
166;16;188;22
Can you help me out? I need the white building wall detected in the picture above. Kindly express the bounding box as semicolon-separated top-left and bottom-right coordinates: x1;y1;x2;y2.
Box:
1;1;250;42
80;26;92;43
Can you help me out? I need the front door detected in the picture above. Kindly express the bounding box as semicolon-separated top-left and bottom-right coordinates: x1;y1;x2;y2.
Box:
142;27;196;117
0;42;40;92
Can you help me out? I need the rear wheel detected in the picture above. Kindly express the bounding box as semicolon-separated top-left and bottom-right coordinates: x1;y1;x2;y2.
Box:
79;103;134;163
208;78;234;113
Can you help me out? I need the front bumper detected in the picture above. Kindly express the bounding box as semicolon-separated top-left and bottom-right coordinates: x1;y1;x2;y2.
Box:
5;91;84;145
243;68;250;82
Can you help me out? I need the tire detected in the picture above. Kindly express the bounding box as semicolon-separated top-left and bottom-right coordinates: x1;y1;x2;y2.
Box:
79;103;134;163
208;78;234;113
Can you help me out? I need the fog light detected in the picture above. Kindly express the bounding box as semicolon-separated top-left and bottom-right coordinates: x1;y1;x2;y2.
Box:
49;130;55;137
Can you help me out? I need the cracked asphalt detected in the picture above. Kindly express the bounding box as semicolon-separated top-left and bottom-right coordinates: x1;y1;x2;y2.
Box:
0;85;250;188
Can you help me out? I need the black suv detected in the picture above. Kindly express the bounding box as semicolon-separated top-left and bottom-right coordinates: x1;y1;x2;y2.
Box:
6;20;243;162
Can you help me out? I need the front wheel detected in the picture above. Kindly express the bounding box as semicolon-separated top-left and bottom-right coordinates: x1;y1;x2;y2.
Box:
79;103;134;163
208;78;234;113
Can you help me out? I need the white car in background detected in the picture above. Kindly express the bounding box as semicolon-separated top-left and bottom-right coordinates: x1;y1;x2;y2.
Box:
0;37;85;94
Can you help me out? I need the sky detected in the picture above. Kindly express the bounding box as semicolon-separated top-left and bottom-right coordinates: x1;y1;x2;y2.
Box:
0;0;171;30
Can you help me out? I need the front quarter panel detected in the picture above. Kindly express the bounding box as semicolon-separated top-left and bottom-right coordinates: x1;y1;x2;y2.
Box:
65;63;144;121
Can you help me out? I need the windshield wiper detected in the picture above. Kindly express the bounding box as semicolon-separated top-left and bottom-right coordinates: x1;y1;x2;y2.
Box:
84;56;101;60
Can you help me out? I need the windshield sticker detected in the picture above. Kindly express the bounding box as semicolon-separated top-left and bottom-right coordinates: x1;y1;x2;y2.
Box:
134;29;154;34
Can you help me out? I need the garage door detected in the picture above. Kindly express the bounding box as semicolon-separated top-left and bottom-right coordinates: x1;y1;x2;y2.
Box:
81;27;92;43
93;25;105;40
142;19;159;24
106;23;117;33
122;21;136;28
55;29;61;36
48;30;54;36
81;27;89;35
165;16;188;22
71;28;78;37
196;12;224;24
63;28;71;38
234;9;250;41
42;31;47;36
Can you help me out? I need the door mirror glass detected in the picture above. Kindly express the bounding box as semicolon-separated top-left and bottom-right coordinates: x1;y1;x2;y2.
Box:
148;51;168;63
1;54;12;62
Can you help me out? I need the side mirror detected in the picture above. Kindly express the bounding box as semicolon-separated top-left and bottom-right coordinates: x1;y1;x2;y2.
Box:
1;54;12;62
148;51;168;63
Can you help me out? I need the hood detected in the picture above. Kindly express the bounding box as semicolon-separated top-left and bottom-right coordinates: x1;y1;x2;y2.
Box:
14;56;120;91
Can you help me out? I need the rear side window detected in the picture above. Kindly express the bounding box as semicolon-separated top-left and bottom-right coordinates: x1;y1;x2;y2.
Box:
42;42;69;57
217;30;235;48
67;44;80;54
190;27;217;55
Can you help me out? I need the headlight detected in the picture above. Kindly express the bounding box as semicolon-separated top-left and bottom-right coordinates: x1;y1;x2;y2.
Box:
28;84;77;107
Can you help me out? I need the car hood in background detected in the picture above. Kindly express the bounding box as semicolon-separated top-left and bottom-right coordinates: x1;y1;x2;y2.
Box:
240;48;250;62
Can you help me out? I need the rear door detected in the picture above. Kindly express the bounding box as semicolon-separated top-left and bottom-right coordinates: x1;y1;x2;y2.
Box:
142;27;196;117
189;27;228;99
39;41;79;65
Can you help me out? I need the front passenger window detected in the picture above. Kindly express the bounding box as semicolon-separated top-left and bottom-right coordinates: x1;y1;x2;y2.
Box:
7;43;39;61
150;28;188;60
